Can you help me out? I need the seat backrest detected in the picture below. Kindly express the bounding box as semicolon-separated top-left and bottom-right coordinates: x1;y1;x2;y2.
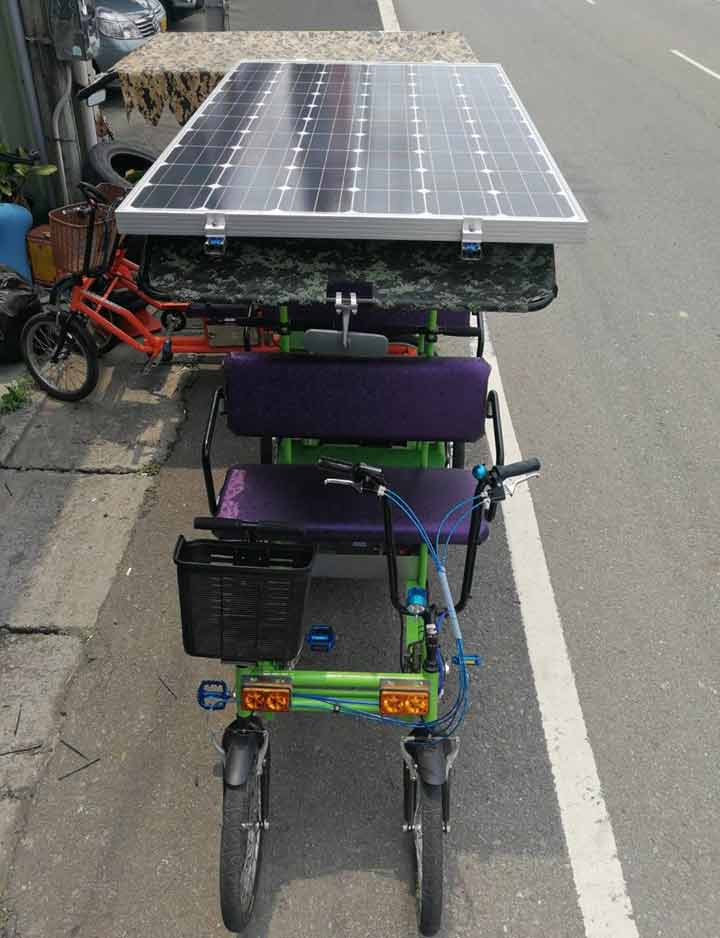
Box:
224;353;491;443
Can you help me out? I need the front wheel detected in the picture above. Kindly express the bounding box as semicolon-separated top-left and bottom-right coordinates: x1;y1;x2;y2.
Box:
412;781;444;936
220;748;269;932
21;311;99;401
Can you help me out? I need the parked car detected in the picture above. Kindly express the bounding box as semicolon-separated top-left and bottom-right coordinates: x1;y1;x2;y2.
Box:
95;0;167;73
160;0;206;19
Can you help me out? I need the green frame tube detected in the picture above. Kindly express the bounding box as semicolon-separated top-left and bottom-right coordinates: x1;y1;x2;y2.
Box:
236;668;436;718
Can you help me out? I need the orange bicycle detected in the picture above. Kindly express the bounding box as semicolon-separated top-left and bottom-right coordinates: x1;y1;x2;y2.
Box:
20;182;282;400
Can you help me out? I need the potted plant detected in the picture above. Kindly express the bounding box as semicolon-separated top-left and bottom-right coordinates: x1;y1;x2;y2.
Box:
0;144;57;282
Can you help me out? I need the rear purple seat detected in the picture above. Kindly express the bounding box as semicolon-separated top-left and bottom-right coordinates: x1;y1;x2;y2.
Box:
187;303;471;331
224;353;491;442
217;465;489;546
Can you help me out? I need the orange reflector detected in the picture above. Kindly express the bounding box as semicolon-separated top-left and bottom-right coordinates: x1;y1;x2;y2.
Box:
379;680;430;716
241;682;291;712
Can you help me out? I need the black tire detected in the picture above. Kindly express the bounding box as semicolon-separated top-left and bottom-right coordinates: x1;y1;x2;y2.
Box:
220;750;269;932
82;142;157;191
412;781;444;936
21;312;99;402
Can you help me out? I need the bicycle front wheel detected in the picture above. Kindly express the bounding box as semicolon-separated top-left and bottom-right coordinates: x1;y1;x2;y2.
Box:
21;311;99;401
219;748;269;932
412;780;444;936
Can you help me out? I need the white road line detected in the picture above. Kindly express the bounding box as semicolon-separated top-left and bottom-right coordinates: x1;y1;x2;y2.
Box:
483;322;639;938
585;1;596;6
376;0;400;32
670;49;720;82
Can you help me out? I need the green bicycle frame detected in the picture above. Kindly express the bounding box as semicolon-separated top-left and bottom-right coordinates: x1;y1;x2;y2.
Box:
235;306;442;725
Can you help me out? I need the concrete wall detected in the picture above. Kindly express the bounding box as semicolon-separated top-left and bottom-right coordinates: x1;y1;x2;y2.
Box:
0;5;35;152
0;4;55;218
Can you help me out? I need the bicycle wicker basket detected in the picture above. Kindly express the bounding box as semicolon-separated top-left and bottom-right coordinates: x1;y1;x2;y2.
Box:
49;201;116;276
174;536;315;664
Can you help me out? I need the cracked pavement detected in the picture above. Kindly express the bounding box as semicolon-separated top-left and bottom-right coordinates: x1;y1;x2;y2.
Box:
0;348;194;900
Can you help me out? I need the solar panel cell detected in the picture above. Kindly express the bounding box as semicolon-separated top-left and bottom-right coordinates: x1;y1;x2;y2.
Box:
118;61;587;243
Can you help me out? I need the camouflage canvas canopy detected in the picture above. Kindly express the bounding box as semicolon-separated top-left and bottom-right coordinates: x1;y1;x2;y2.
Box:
144;236;555;312
115;31;478;125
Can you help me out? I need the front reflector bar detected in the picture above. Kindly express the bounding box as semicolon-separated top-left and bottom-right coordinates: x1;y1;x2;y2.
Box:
241;682;291;713
379;679;430;716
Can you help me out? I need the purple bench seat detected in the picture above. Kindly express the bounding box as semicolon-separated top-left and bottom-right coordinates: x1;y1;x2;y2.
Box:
216;465;489;546
224;353;491;442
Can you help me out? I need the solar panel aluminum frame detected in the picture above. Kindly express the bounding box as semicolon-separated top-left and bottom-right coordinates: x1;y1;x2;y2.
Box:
116;60;588;245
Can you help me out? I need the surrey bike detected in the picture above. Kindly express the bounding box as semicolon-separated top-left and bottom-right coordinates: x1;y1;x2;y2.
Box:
175;343;540;935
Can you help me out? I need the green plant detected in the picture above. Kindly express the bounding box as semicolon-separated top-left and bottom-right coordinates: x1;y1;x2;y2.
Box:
0;144;57;205
124;167;146;185
0;376;33;414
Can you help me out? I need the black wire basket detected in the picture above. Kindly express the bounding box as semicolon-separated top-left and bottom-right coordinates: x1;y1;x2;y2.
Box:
174;536;315;664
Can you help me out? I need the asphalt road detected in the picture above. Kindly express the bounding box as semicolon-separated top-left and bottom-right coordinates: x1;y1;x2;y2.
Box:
8;3;719;937
392;2;720;935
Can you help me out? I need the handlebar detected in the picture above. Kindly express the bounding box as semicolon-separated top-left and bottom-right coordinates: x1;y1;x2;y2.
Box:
494;457;541;481
0;149;39;166
317;457;386;492
318;456;541;492
78;181;111;205
317;457;356;475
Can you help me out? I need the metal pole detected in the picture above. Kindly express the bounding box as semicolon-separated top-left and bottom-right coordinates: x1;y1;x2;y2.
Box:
51;63;73;204
72;60;98;155
7;0;49;162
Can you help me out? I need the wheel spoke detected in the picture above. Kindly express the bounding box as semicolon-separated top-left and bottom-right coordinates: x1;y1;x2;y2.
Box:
25;319;91;397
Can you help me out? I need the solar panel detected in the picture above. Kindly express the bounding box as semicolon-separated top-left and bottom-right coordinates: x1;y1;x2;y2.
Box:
117;61;587;244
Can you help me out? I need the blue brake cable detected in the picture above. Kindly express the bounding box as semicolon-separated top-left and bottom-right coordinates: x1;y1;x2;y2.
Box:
299;486;471;735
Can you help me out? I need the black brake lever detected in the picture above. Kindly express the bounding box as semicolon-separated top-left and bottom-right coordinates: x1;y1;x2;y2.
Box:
318;458;387;494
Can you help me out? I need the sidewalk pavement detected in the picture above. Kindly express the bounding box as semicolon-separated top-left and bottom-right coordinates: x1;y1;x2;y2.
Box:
0;350;195;902
0;5;224;913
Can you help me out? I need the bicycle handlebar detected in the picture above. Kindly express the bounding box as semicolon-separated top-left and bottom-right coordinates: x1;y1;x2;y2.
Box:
0;149;39;166
317;457;355;475
78;181;111;205
494;457;541;480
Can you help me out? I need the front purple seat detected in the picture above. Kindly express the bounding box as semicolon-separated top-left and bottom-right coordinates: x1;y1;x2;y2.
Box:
216;465;489;546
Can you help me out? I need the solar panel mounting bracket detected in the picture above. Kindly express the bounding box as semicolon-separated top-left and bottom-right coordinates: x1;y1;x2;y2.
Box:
204;214;227;257
335;290;358;350
461;220;484;261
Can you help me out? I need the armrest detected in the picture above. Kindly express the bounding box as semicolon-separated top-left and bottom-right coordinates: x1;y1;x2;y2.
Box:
202;387;224;514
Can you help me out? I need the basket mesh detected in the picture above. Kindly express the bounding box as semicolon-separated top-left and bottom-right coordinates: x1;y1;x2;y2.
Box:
175;538;314;664
49;202;116;276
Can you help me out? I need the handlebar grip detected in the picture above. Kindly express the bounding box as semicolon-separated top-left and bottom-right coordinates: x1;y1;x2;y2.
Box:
317;457;354;474
78;181;111;205
495;457;541;480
